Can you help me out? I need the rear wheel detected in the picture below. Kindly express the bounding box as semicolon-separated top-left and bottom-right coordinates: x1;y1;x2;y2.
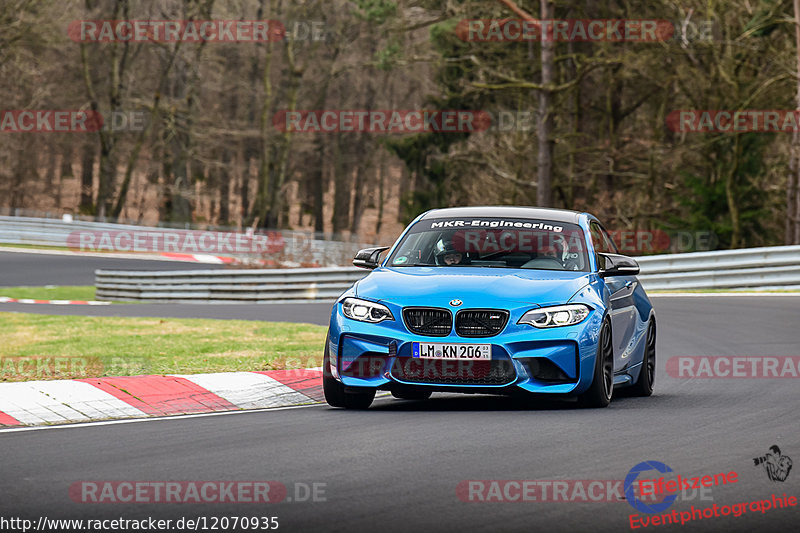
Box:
578;320;614;408
323;334;376;409
629;319;655;397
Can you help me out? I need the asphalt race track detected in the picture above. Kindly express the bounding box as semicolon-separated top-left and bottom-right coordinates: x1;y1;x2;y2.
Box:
1;251;798;531
0;251;224;286
0;250;332;323
1;294;799;532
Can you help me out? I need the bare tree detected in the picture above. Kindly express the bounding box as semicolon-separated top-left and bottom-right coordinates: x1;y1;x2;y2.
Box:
790;0;800;244
80;0;132;217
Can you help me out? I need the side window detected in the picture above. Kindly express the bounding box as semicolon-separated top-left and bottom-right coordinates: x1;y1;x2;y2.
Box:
599;225;619;254
590;222;618;254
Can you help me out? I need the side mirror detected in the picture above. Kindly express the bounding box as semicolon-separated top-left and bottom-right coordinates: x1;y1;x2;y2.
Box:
353;246;390;270
598;253;640;277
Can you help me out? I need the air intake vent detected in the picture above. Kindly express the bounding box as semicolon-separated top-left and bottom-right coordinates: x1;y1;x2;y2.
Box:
402;307;452;337
455;309;509;337
391;359;516;386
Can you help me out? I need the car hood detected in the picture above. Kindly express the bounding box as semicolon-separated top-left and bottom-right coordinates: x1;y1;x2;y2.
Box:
355;266;592;307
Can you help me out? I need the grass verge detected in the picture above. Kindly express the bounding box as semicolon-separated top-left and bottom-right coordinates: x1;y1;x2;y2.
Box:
0;286;97;301
0;312;327;381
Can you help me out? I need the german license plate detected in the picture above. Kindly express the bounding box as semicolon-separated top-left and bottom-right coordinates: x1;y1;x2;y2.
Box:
412;342;492;360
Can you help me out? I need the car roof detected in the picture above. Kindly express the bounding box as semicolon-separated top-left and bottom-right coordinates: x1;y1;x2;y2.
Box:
419;206;584;224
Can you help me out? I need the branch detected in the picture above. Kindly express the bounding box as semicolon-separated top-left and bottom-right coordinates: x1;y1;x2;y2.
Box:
470;55;609;93
392;14;449;33
495;0;537;23
452;156;537;187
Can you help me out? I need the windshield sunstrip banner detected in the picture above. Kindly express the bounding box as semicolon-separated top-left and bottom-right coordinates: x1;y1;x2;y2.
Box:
416;218;566;232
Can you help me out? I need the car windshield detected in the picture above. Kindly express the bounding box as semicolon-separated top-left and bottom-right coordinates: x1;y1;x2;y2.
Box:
387;217;590;271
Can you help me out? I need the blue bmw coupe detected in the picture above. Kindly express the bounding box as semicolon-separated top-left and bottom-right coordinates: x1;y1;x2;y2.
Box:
324;206;656;409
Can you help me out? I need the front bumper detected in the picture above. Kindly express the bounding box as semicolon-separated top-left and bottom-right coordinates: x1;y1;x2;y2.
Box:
328;300;605;395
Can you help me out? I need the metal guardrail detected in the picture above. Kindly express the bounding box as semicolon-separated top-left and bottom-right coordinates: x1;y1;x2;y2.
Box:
636;245;800;291
93;246;800;303
0;215;371;266
95;267;366;303
0;216;135;247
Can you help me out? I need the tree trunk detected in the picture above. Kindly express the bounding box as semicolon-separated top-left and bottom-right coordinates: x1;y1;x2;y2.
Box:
725;136;742;248
332;135;352;235
45;149;57;189
111;32;181;220
79;144;95;213
791;0;800;244
312;135;326;233
350;145;371;236
80;0;131;218
165;1;210;224
376;150;386;236
267;35;299;229
252;0;275;227
11;143;35;208
60;150;74;182
789;137;799;244
218;151;231;225
96;146;116;218
57;149;73;209
537;0;555;207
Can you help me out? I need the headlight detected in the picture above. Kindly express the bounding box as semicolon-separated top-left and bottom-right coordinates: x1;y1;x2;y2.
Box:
341;297;394;323
518;304;591;328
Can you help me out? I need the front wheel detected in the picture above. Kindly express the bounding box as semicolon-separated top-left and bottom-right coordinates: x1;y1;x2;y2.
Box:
323;334;376;409
629;319;655;397
578;319;614;408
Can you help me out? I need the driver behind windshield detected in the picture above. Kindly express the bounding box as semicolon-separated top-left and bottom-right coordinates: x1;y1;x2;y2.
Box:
435;239;467;265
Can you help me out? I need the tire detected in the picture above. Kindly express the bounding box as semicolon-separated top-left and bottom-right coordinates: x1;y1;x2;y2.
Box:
322;334;376;409
578;319;614;408
391;388;433;401
629;319;655;397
